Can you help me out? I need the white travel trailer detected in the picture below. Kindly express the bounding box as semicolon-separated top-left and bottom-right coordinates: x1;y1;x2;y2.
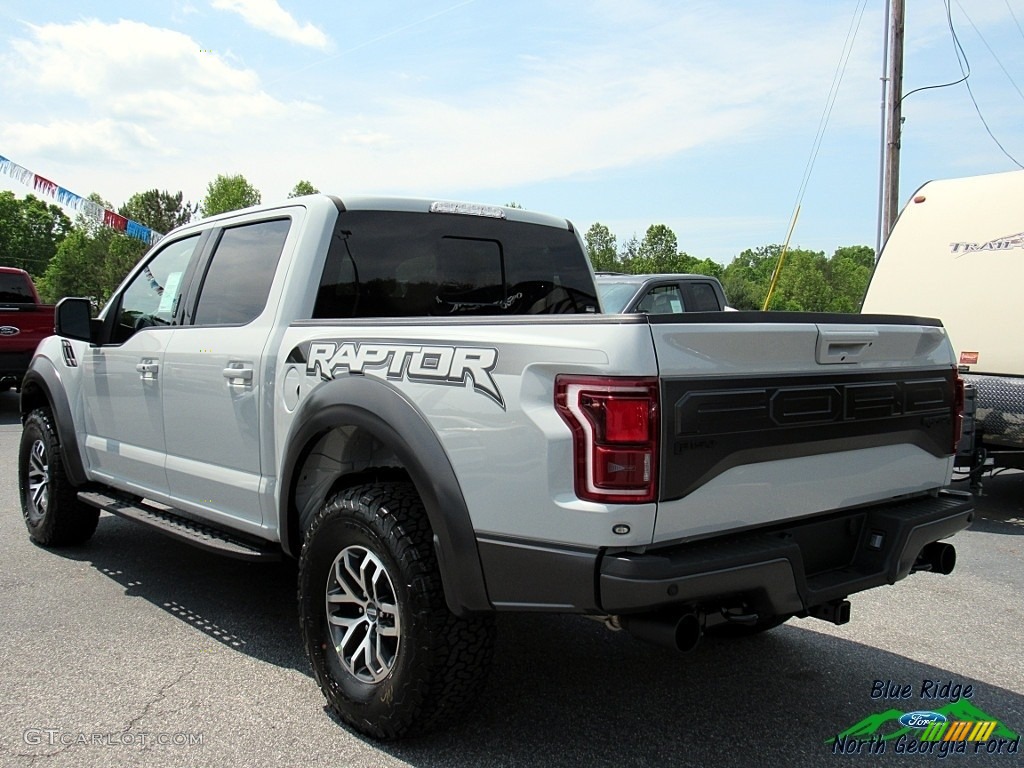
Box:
862;169;1024;477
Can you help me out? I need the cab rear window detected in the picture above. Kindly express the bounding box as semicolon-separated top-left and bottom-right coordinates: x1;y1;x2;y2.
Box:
0;274;34;304
313;211;598;318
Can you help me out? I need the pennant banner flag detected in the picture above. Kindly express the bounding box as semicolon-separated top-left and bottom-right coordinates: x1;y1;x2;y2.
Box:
33;174;58;198
0;152;162;245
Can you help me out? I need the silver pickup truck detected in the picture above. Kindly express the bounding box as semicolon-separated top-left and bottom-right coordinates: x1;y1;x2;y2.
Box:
18;195;971;739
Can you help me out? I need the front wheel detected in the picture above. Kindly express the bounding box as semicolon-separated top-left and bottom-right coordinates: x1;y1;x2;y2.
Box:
18;408;99;546
298;482;495;739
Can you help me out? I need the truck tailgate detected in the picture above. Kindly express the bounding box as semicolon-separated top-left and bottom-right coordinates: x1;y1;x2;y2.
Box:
649;312;958;544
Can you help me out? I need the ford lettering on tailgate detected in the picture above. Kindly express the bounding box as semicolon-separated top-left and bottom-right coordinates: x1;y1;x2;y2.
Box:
661;370;957;500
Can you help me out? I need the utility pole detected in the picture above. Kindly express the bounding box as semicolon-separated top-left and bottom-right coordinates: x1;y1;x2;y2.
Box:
881;0;905;244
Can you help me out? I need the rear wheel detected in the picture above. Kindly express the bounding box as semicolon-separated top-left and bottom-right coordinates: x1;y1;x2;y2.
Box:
18;408;99;546
298;482;494;739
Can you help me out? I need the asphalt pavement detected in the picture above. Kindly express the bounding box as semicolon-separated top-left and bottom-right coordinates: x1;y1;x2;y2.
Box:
0;387;1021;767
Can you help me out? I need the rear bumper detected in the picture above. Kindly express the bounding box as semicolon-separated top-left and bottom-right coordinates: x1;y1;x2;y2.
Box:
599;489;973;615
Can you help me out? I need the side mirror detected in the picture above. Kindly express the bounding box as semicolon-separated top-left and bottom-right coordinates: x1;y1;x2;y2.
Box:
55;297;95;343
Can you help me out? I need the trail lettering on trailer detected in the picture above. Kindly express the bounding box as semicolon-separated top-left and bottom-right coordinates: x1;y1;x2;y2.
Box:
306;340;504;409
950;232;1024;255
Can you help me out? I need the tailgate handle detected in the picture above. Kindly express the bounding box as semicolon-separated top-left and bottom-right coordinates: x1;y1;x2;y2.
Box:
816;329;877;365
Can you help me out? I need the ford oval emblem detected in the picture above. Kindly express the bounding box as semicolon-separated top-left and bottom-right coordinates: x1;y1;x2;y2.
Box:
899;711;947;729
0;325;20;336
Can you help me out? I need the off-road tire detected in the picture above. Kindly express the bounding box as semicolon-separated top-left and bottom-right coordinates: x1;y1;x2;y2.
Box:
18;408;99;546
298;482;495;740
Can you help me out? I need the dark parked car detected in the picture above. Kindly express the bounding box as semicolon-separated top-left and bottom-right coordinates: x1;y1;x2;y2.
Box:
595;272;729;314
0;267;55;390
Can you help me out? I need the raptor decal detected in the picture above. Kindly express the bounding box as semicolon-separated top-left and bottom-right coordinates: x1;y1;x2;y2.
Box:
304;339;505;409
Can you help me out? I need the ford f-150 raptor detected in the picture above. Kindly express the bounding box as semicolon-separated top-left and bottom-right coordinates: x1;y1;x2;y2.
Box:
17;195;971;739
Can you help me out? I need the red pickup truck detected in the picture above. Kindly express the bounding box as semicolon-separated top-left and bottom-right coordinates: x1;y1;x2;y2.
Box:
0;267;55;390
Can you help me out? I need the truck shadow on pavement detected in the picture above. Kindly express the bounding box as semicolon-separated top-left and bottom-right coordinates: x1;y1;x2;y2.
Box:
59;514;309;674
49;511;1024;767
391;619;1024;768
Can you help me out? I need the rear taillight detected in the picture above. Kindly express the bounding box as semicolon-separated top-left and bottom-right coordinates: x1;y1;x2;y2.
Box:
952;371;965;454
555;376;659;503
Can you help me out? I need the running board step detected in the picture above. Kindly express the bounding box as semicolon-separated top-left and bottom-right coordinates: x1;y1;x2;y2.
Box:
78;490;281;562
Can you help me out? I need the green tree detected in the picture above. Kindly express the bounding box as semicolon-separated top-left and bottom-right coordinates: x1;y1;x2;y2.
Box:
585;222;618;272
0;192;72;276
769;248;831;311
721;245;779;309
200;174;261;217
37;190;147;306
289;180;320;198
832;245;875;269
37;227;146;307
633;224;679;273
119;189;197;234
37;227;113;305
826;245;875;312
618;235;640;271
720;243;873;312
685;256;725;280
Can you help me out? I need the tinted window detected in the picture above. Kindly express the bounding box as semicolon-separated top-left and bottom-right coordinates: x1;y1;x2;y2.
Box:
112;235;200;343
314;211;597;318
193;219;290;325
684;282;722;311
636;285;685;314
0;273;34;303
596;281;640;313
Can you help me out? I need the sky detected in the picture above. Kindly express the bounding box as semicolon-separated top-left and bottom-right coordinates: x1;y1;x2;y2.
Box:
1;0;1022;264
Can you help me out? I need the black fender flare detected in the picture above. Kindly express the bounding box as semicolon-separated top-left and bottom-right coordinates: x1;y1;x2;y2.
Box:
20;359;88;487
279;374;493;615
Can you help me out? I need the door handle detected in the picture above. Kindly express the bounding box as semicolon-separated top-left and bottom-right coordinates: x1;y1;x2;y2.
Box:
223;365;254;384
136;360;159;379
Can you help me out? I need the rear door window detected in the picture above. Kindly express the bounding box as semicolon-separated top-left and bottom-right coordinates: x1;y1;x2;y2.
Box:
192;219;290;326
682;282;723;311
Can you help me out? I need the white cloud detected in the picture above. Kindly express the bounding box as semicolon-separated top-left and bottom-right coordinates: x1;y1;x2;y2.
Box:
4;19;318;141
1;119;163;160
285;6;880;195
0;5;884;211
211;0;329;49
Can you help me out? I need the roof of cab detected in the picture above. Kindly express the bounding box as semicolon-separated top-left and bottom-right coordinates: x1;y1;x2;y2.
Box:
182;194;574;234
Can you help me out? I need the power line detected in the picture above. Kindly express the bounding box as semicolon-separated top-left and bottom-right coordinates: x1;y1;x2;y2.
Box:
767;0;868;310
945;0;1024;169
790;0;870;216
1004;0;1024;44
954;0;1024;104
